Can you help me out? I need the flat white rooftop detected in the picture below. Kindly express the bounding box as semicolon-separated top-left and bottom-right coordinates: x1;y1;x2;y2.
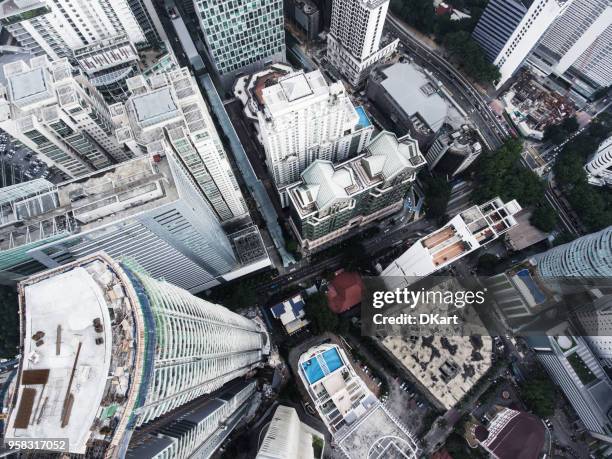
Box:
279;73;313;101
9;67;48;102
5;267;113;453
131;87;178;124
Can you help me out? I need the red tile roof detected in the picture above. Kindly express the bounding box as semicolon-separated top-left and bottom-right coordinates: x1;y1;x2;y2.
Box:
485;412;545;459
327;271;364;313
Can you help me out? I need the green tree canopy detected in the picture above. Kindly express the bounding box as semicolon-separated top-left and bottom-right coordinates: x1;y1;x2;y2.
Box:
304;292;338;335
530;204;557;232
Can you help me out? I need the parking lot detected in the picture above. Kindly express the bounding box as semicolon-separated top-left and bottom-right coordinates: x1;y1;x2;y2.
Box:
0;131;62;185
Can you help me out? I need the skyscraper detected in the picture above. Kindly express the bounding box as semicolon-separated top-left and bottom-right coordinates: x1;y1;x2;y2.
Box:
0;0;164;102
327;0;399;86
4;252;269;456
585;135;612;187
529;0;612;100
0;56;131;178
535;226;612;278
113;68;249;223
194;0;286;91
472;0;571;88
238;68;373;205
256;405;325;459
0;153;269;292
287;131;425;252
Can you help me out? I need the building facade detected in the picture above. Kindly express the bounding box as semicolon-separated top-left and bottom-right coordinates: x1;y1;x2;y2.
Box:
472;0;571;88
4;252;269;457
256;405;325;459
528;0;612;100
0;153;269;293
254;70;373;205
535;226;612;278
112;68;248;223
0;57;131;178
326;0;399;86
194;0;286;91
287;131;425;251
585;135;612;187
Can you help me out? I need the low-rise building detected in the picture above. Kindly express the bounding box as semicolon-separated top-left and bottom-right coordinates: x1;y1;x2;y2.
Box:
367;61;466;140
287;131;425;252
270;294;310;335
327;270;364;314
297;343;419;458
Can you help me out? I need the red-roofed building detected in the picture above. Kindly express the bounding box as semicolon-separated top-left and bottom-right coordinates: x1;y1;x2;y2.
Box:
436;2;453;15
326;271;364;313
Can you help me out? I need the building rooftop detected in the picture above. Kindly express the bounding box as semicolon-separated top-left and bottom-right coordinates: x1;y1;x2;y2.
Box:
270;294;309;335
480;408;545;459
373;62;463;133
0;155;179;254
5;253;144;455
131;87;179;126
327;271;364;313
289;132;425;217
8;66;48;102
298;344;418;458
383;198;520;278
279;72;314;101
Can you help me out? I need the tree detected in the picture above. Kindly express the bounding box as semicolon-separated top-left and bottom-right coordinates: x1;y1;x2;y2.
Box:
304;292;338;335
521;370;557;418
422;174;451;221
443;32;501;84
544;116;579;145
477;253;500;275
530;204;557;232
0;286;19;358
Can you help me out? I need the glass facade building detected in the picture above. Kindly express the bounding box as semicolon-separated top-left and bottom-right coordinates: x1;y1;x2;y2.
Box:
194;0;286;90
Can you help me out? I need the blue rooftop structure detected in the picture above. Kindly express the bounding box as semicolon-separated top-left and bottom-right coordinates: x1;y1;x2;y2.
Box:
270;294;309;334
301;348;344;385
355;106;371;129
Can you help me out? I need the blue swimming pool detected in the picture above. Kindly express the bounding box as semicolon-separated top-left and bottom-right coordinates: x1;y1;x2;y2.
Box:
355;106;371;129
516;269;546;304
302;348;344;384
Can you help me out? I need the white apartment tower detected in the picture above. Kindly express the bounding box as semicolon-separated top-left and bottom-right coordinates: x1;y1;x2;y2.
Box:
472;0;572;88
112;68;248;222
327;0;399;86
256;405;325;459
5;252;269;457
0;0;163;102
257;70;373;205
0;56;131;178
529;0;612;99
585;135;612;187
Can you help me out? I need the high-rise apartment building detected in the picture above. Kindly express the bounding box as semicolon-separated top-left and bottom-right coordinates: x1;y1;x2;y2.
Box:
0;153;269;292
237;68;373;205
382;198;521;287
472;0;571;88
0;57;131;178
327;0;399;86
287;131;425;251
535;226;612;278
425;125;483;177
0;0;164;102
256;405;325;459
298;343;418;457
127;380;259;459
112;68;248;223
194;0;286;91
4;252;269;456
585;135;612;187
529;0;612;100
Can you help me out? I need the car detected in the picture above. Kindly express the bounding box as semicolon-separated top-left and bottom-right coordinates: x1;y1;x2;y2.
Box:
417;401;424;408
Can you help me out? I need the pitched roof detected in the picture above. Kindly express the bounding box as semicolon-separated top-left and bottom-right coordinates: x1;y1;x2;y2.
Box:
327;271;364;313
300;161;357;210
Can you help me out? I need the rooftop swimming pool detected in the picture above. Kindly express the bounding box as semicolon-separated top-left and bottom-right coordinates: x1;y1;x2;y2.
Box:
355;106;371;129
302;347;344;385
516;269;546;304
